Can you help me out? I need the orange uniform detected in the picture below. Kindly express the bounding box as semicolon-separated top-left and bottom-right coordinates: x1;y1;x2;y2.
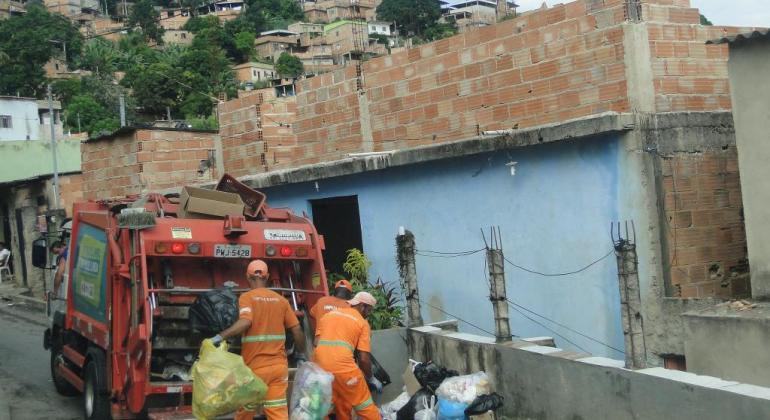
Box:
235;288;299;420
309;295;350;324
314;308;379;420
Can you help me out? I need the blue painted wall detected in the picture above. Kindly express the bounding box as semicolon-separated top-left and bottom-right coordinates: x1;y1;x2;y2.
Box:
262;135;627;357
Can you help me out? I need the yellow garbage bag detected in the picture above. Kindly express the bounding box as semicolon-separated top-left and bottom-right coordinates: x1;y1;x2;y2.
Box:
192;339;268;420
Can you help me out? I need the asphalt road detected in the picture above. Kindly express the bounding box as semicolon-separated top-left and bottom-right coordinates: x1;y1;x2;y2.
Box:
0;302;82;420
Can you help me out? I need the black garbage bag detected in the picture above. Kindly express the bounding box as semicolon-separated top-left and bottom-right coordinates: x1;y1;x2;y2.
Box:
464;393;504;416
188;287;238;335
413;361;459;392
355;351;392;386
371;354;392;386
396;387;433;420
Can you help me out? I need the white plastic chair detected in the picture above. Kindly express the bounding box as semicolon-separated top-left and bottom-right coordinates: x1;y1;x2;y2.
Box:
0;251;11;284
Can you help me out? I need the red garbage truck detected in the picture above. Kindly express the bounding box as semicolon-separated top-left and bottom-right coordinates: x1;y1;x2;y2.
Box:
39;176;328;419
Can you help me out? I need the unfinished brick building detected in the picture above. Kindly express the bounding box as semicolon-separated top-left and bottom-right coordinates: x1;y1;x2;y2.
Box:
63;0;753;367
80;127;221;199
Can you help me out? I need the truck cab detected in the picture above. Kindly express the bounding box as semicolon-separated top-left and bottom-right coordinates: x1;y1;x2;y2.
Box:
41;181;328;419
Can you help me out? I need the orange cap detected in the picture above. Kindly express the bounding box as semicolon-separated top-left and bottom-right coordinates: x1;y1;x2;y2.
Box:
334;279;353;292
246;259;269;277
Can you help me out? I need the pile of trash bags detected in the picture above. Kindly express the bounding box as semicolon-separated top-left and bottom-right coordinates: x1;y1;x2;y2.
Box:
289;362;334;420
381;361;504;420
188;287;239;335
191;339;267;420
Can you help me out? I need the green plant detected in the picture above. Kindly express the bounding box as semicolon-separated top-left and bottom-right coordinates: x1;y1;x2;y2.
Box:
342;248;371;285
339;248;404;330
357;278;403;330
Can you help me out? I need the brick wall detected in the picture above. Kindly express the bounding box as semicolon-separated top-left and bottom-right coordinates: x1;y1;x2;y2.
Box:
58;173;84;217
220;0;755;170
644;2;751;113
218;89;298;177
661;148;749;298
81;128;219;200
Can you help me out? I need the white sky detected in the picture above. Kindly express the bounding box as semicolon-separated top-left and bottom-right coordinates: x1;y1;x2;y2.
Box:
514;0;767;27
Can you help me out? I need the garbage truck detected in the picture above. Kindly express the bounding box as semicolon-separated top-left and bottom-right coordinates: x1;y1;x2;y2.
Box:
38;175;329;419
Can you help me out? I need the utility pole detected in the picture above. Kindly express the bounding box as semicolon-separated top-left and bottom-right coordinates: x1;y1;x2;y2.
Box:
612;221;647;368
397;228;423;327
485;227;512;342
46;84;61;210
119;93;126;127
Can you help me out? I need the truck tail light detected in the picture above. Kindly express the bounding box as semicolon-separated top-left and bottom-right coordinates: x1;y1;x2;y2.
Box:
155;243;168;254
280;246;292;257
295;247;308;257
171;243;185;254
265;245;277;257
187;243;201;254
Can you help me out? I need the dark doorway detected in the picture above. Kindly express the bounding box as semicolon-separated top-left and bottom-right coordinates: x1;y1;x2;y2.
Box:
310;196;363;276
14;208;27;286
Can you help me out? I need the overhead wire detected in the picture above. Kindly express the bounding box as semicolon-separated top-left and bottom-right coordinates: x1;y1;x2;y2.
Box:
503;249;615;277
507;304;590;353
505;298;625;355
417;297;496;337
415;248;486;258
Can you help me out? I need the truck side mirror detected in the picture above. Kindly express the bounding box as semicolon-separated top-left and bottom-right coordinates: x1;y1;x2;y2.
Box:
32;238;48;269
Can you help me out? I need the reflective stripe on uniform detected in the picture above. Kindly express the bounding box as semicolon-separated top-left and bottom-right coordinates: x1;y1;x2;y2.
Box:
354;397;373;411
263;398;287;407
317;339;354;352
242;334;285;343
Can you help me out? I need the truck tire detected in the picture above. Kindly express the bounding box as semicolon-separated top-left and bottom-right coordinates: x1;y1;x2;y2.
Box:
83;352;111;420
50;347;79;397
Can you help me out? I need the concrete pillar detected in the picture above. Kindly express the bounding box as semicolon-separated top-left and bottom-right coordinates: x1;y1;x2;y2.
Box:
614;231;647;369
622;23;655;113
357;90;374;153
487;248;512;343
396;229;423;327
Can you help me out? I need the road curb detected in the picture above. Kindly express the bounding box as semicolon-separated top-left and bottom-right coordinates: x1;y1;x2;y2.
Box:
0;291;47;312
11;293;46;311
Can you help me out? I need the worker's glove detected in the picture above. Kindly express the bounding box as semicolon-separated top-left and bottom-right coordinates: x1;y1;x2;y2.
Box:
210;334;223;347
367;376;383;394
295;353;309;365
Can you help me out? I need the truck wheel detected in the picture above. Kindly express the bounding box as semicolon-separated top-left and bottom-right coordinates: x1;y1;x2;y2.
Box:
83;357;111;420
50;348;79;396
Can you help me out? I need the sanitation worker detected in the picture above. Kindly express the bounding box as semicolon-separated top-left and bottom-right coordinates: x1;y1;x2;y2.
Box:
213;259;308;420
309;279;353;326
314;291;382;420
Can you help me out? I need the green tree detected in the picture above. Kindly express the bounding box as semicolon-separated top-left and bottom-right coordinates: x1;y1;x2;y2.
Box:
78;38;120;74
64;95;119;135
423;22;457;41
233;31;256;63
0;4;83;96
228;3;267;34
128;0;165;44
126;62;181;117
275;52;304;78
249;0;304;22
700;14;713;26
377;0;440;36
183;15;221;33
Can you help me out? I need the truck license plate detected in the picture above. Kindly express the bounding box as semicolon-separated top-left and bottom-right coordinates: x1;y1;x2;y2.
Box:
214;244;252;258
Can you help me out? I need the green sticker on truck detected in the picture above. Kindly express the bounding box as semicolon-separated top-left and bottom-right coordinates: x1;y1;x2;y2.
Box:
72;223;108;322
